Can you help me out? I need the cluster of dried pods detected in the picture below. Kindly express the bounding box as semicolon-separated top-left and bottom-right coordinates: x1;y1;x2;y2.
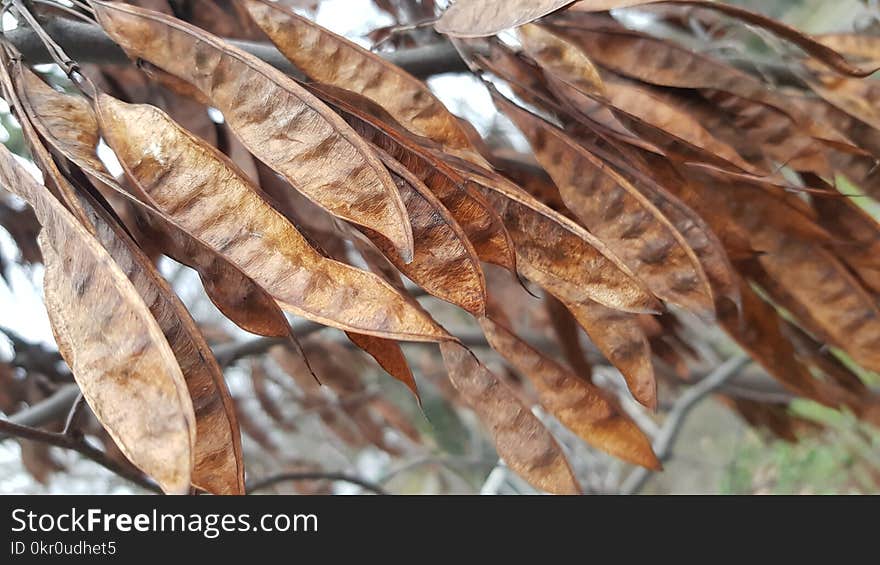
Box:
0;0;879;494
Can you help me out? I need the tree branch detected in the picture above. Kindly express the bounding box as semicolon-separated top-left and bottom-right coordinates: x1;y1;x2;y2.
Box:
3;16;469;78
0;417;162;493
619;354;751;495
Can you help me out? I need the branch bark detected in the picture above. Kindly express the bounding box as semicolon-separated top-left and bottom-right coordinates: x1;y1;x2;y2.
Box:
3;16;469;78
0;417;162;493
619;354;751;495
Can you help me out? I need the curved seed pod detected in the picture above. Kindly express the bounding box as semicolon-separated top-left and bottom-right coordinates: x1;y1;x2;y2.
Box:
438;341;581;494
242;0;478;156
633;167;741;310
364;149;486;316
466;167;660;314
461;162;659;312
544;295;593;379
0;144;195;494
759;237;880;374
566;300;657;410
568;1;879;77
811;193;880;295
494;92;712;315
517;23;606;99
344;332;419;402
546;72;745;171
307;83;517;274
10;71;245;494
91;0;414;260
717;279;829;404
480;316;660;468
95;94;449;343
547;22;864;153
474;54;723;303
807;73;880;133
435;0;577;38
817;33;880;66
13;64;303;342
597;79;758;174
77;188;244;495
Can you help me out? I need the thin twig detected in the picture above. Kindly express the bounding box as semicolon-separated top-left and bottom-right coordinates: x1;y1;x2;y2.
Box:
61;392;86;437
246;472;388;495
619;354;751;495
0;417;162;493
371;18;438;51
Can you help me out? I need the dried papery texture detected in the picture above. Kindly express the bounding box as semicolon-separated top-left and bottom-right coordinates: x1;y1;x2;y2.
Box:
568;1;880;76
511;258;656;408
479;316;659;468
717;279;825;403
593;79;758;173
811;193;880;295
435;0;577;37
670;171;832;257
14;66;303;342
242;0;479;158
544;295;592;379
76;189;244;494
362;150;486;316
567;299;656;409
493;155;568;213
758;236;880;374
344;332;420;401
14;66;105;173
12;72;245;495
782;321;870;400
0;144;195;494
216;123;261;184
464;166;660;314
817;34;880;66
807;72;880;133
438;341;581;494
630;166;740;310
517;24;606;99
181;0;265;40
547;22;862;153
95;94;448;343
92;0;414;260
306;83;517;274
519;24;754;172
476;42;561;111
646;85;831;177
0;63;92;230
798;94;880;168
350;235;409;293
494;92;712;316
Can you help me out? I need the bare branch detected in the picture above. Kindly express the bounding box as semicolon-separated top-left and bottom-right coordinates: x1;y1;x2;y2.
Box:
0;383;79;439
3;16;468;78
620;354;751;495
0;417;162;493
